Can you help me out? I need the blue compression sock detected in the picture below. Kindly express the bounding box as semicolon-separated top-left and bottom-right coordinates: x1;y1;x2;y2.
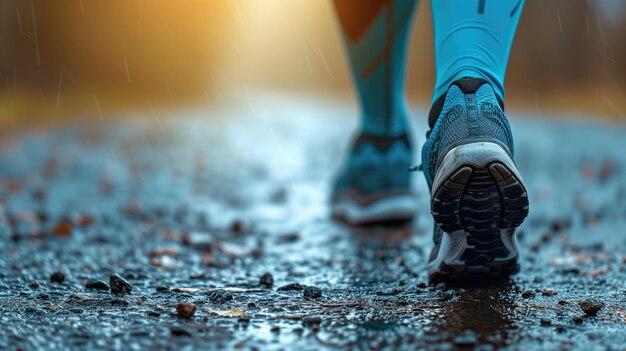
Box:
431;0;525;104
334;0;419;136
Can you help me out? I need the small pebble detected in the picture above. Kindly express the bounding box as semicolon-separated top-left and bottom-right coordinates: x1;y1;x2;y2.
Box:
109;274;132;295
303;286;322;299
208;289;233;304
521;290;535;298
189;272;205;279
176;302;197;319
50;271;65;283
555;324;567;333
170;326;192;337
277;232;298;243
395;299;409;306
277;283;303;291
231;220;243;233
541;289;558;296
540;318;552;326
376;287;403;296
109;273;133;295
155;285;169;292
111;297;129;305
259;272;273;289
85;279;109;291
579;298;604;316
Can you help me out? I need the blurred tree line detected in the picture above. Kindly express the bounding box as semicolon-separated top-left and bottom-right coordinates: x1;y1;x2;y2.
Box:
0;0;229;100
506;0;624;115
0;0;624;120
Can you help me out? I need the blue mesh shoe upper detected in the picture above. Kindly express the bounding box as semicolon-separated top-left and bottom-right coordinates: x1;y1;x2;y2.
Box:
421;78;515;190
333;133;413;199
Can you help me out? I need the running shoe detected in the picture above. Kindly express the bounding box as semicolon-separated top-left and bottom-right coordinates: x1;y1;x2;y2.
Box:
422;77;529;282
332;132;415;225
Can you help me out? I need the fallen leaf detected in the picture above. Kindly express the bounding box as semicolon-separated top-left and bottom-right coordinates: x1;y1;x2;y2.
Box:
150;256;181;268
147;249;179;258
550;255;593;265
76;215;95;228
580;269;608;277
219;242;253;257
171;287;200;293
204;308;246;318
52;221;72;236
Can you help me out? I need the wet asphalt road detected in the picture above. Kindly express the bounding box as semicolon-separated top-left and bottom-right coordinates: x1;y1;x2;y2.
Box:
1;96;626;350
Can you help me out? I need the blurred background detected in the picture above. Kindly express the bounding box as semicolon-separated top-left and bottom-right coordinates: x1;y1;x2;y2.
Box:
0;0;624;129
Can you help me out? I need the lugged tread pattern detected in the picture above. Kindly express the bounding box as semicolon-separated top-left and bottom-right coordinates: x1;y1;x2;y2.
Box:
459;168;505;267
430;162;528;282
430;167;472;233
490;163;529;228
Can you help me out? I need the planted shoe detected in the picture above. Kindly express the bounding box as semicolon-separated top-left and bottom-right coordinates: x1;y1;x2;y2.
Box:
422;78;529;282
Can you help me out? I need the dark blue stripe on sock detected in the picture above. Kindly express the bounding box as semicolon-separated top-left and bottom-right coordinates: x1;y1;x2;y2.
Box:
478;0;486;14
510;0;522;17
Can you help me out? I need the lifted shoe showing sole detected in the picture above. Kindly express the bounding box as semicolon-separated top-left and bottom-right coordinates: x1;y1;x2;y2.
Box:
427;142;528;282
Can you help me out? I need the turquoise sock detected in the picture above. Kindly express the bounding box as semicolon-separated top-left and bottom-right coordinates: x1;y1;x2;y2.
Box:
334;0;419;137
431;0;525;103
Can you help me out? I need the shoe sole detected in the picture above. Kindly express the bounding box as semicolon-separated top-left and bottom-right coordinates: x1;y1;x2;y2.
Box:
332;193;415;225
427;142;529;282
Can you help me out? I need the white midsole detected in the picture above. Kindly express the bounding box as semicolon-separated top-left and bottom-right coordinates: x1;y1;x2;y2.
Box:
430;142;523;200
332;194;416;225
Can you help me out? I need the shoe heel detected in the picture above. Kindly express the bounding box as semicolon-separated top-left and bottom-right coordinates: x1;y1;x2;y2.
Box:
430;142;528;232
428;142;529;280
